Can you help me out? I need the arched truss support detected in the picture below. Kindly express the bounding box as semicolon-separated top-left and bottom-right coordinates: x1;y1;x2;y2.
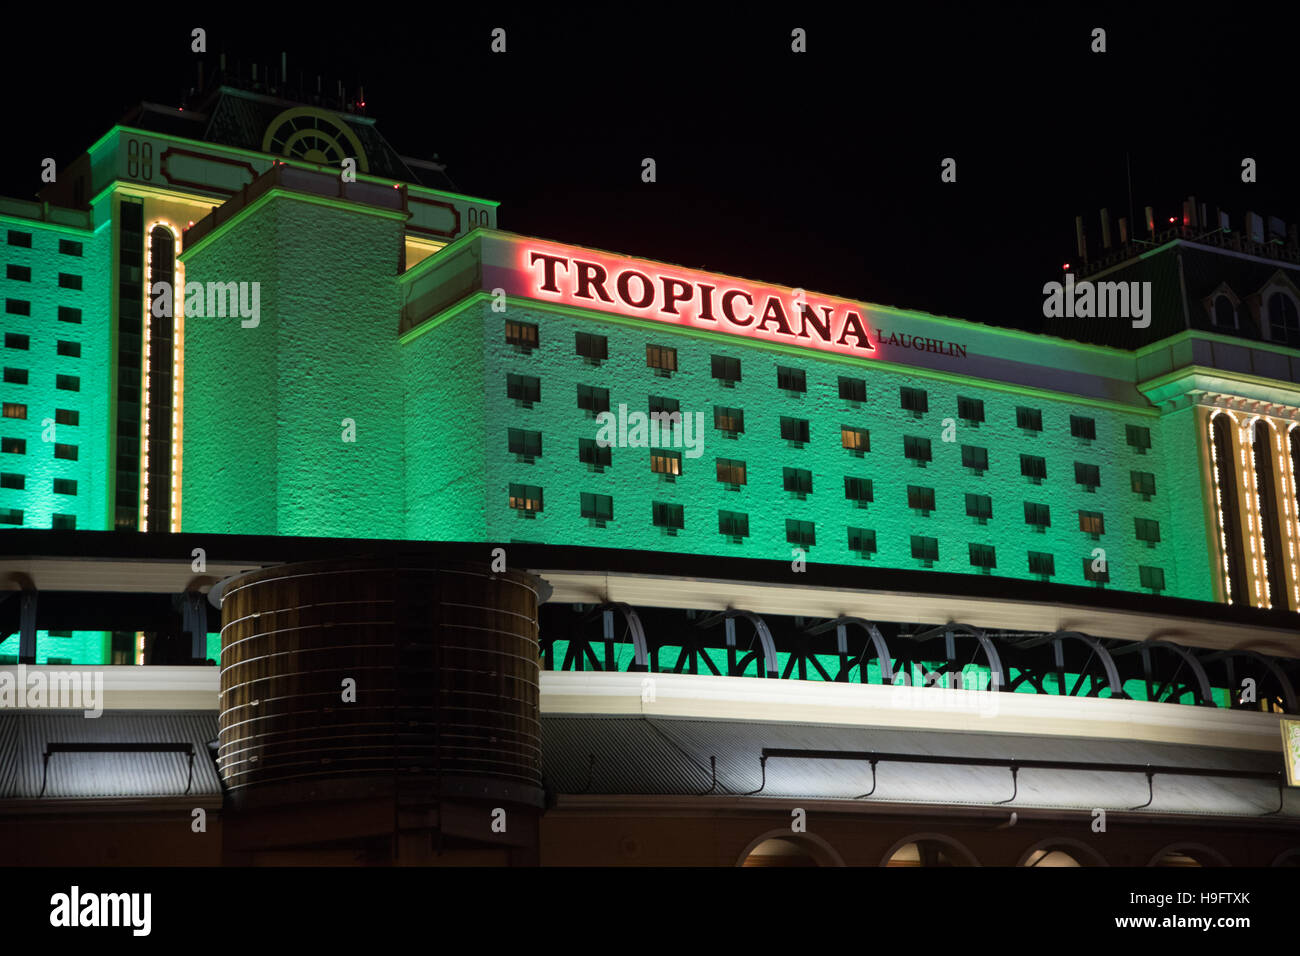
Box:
803;617;895;684
1200;649;1298;713
1108;639;1215;707
1007;631;1126;699
696;609;779;678
900;622;1008;692
582;603;650;671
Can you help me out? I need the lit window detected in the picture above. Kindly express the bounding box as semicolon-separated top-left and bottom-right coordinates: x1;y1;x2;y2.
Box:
505;321;538;350
508;483;543;514
1078;510;1104;536
651;448;682;477
714;406;744;436
2;403;26;420
716;458;746;487
647;344;677;373
841;426;869;453
55;409;78;426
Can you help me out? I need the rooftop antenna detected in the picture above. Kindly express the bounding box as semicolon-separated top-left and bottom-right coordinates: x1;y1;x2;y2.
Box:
281;52;287;88
1125;152;1135;244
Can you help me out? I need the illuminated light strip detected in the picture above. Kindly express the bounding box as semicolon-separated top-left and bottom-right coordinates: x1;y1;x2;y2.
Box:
1286;422;1300;610
171;256;185;532
141;220;183;534
1241;416;1266;606
1207;410;1236;604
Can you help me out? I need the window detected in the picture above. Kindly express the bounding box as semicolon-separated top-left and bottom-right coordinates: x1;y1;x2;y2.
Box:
1;438;25;454
1130;470;1156;499
649;395;680;417
58;307;81;324
55;408;78;427
718;510;749;541
900;386;928;415
903;435;932;466
848;527;877;556
714;406;744;436
1082;557;1109;586
969;543;996;572
957;396;984;425
1267;291;1300;344
576;332;608;363
3;368;27;385
786;519;816;549
780;416;809;445
58;273;82;290
651;448;682;477
5;299;30;316
841;426;869;453
1020;454;1046;483
1016;406;1042;431
783;467;812;498
961;445;988;474
505;320;538;350
777;366;806;393
508;428;542;460
54;443;78;461
52;514;76;530
1139;565;1166;593
1070;415;1096;441
57;340;81;358
1212;295;1236;328
56;374;80;392
907;485;935;515
581;492;614;526
0;509;22;525
646;344;677;373
0;473;23;489
1074;462;1100;491
1024;501;1051;531
53;478;77;495
577;384;610;415
59;239;83;257
6;264;30;282
6;230;32;247
578;438;611;470
966;493;992;523
839;376;866;403
508;484;543;515
716;458;747;487
1125;424;1151;454
2;403;25;420
4;333;28;350
1028;551;1055;580
844;476;873;507
1078;510;1104;536
1135;517;1161;547
653;501;684;534
911;535;939;565
506;373;540;407
711;355;741;386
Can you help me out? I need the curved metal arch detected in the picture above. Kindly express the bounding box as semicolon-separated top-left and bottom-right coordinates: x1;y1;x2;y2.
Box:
805;617;895;683
1200;648;1298;713
903;622;1007;692
580;602;650;671
697;609;779;677
1108;639;1215;707
1011;631;1126;699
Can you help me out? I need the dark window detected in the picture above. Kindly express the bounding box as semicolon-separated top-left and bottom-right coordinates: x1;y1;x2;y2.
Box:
1;437;25;454
649;395;680;417
903;435;932;465
59;239;83;257
1024;501;1051;530
1267;291;1300;343
957;396;984;425
505;320;538;350
844;476;873;506
651;448;682;477
576;332;608;363
1083;557;1110;585
53;478;77;495
506;373;540;406
0;473;23;489
1078;510;1104;536
55;408;78;427
777;366;806;393
839;376;866;403
577;384;610;415
711;355;741;385
1212;295;1235;328
3;368;28;385
6;230;32;247
1135;517;1161;546
581;492;614;525
2;403;25;419
911;535;939;564
1125;425;1151;453
783;467;812;497
907;485;935;515
51;514;75;530
1074;462;1100;491
56;374;80;392
961;445;988;473
6;264;30;282
1016;406;1042;431
56;340;80;358
508;428;542;460
718;510;749;540
1139;566;1166;593
0;508;22;525
54;443;78;460
780;417;810;445
714;406;744;436
4;333;28;350
969;543;996;571
58;307;81;324
841;426;869;453
1131;470;1156;499
966;493;992;522
716;458;747;487
848;527;877;556
653;501;684;533
1020;454;1046;482
57;273;82;290
1028;551;1055;579
508;483;543;514
900;386;928;415
786;519;816;549
5;299;30;316
646;344;677;372
1070;415;1096;441
579;438;611;470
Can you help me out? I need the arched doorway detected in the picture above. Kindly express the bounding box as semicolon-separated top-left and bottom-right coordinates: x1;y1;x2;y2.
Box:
881;834;978;867
736;830;844;867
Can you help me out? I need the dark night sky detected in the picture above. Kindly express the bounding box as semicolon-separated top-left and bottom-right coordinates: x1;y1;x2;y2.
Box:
2;8;1295;333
